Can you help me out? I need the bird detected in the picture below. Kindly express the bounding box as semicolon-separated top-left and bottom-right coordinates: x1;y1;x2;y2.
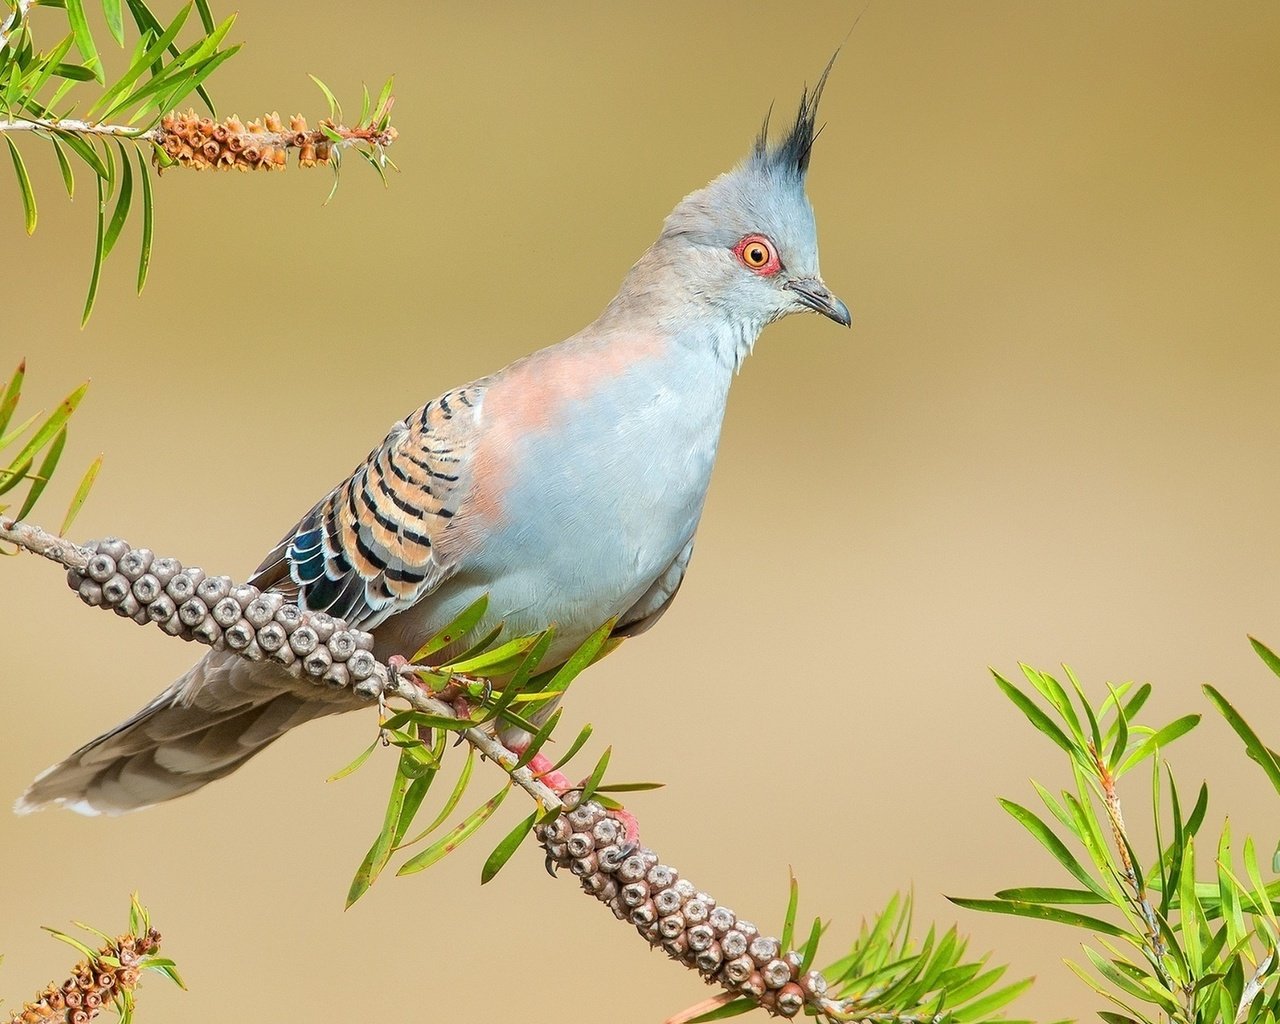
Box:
18;59;850;816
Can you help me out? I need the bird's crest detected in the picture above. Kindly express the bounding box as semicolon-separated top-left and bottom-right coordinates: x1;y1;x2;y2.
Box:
751;49;840;182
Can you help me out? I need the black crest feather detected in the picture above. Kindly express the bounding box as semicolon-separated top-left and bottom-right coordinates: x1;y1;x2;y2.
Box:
754;48;840;180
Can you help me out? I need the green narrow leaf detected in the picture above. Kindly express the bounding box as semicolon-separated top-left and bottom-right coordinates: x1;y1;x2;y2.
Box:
308;73;341;120
592;781;664;793
42;927;99;961
102;0;125;46
578;745;611;803
1218;820;1246;949
1181;837;1203;974
1064;664;1103;753
411;593;489;661
1020;664;1084;742
1250;635;1280;681
947;896;1129;937
1106;682;1129;771
397;783;511;876
134;145;153;292
354;144;390;187
545;617;617;693
480;810;536;884
192;0;214;32
798;915;824;972
685;998;756;1023
400;745;475;848
14;426;65;520
346;762;412;908
56;131;110;178
1204;684;1280;795
10;381;88;473
359;81;370;126
5;136;36;235
391;770;436;846
550;723;593;772
1184;780;1209;837
64;0;102;81
780;872;800;951
327;736;379;782
128;893;146;935
1119;682;1152;724
140;958;185;988
50;62;100;81
993;886;1109;905
1117;714;1200;775
323;148;342;206
513;707;562;770
51;136;76;198
446;631;543;676
82;175;106;326
992;671;1076;756
0;409;40;449
0;359;25;439
954;976;1035;1020
59;452;102;535
999;798;1108;897
375;74;394;117
102;141;132;257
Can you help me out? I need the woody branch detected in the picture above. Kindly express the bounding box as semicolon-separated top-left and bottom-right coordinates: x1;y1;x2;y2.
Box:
0;110;397;171
0;516;853;1021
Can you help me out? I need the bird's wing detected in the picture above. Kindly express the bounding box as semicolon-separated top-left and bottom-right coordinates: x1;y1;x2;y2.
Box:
250;383;486;631
612;537;695;638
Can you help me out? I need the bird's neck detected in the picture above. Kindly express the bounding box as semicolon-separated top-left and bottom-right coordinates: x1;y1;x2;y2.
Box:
596;245;767;374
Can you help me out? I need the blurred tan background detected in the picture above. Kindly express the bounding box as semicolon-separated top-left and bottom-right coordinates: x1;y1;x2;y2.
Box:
2;2;1279;1020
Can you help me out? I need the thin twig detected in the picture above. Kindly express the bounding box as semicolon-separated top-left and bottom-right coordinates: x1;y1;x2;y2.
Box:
0;117;148;139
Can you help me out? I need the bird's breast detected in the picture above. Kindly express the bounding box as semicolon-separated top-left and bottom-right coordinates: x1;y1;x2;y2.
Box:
449;334;731;648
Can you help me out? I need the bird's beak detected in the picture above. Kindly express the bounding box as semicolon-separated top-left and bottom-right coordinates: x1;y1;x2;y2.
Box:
786;277;851;328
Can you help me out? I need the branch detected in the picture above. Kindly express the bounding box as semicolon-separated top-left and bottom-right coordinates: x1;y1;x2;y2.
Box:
0;516;852;1019
0;111;398;172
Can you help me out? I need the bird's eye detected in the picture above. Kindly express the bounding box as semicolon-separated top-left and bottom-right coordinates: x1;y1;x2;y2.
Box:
734;234;780;275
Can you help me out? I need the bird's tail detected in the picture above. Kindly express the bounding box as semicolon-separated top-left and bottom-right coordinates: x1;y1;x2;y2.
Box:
15;650;353;815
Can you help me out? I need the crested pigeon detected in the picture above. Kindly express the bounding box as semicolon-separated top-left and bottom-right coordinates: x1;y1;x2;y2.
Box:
19;62;850;816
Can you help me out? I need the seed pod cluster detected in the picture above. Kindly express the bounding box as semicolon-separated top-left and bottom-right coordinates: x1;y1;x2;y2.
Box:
536;802;830;1017
154;109;334;172
67;538;379;692
6;928;161;1024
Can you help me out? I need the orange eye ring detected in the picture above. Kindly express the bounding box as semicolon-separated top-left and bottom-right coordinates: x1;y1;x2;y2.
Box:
733;234;781;275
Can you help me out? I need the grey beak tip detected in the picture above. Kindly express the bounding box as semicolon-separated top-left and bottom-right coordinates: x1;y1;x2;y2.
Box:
786;277;851;329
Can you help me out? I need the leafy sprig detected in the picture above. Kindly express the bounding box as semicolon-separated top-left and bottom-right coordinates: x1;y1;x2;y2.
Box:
339;599;624;906
957;654;1280;1022
0;359;100;537
0;0;397;323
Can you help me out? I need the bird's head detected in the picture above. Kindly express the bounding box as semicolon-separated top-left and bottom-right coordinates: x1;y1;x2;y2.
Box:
653;56;850;337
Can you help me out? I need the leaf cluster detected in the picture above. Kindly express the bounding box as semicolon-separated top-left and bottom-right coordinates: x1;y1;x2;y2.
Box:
695;888;1036;1023
1;0;238;321
336;596;641;906
958;653;1280;1022
0;359;99;535
2;0;397;322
